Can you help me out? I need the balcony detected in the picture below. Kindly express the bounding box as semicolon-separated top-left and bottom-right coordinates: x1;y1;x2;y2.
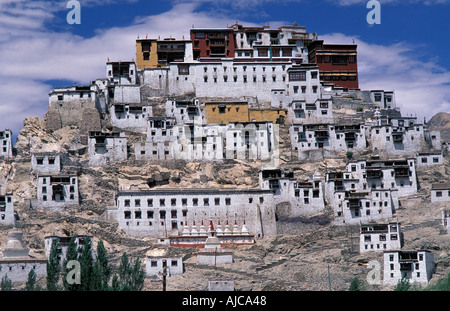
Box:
345;132;357;141
315;131;329;141
366;169;382;179
297;133;307;142
400;263;413;271
394;168;410;178
392;133;403;143
348;199;360;209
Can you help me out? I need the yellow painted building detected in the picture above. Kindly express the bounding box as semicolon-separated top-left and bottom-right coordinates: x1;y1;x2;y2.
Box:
136;38;191;71
205;102;287;124
136;39;159;70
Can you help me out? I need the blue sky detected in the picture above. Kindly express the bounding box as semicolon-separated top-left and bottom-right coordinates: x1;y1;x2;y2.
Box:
1;0;449;140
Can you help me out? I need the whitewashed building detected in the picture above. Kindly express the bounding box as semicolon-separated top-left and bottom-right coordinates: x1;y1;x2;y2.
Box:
115;188;276;239
106;61;137;85
44;235;94;263
110;103;152;130
165;98;203;124
0;129;13;158
0;194;15;226
443;210;450;234
88;131;128;167
146;248;184;277
431;183;450;203
325;157;418;225
291;123;367;160
31;152;62;174
142;61;320;103
383;250;435;285
225;122;275;160
416;152;443;168
259;168;325;217
360;222;402;253
34;174;79;210
0;230;47;283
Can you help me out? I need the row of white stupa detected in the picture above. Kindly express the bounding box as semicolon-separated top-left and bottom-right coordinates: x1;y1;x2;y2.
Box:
180;219;251;237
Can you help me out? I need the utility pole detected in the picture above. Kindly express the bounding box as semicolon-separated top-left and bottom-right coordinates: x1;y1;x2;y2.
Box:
328;265;332;291
161;266;167;291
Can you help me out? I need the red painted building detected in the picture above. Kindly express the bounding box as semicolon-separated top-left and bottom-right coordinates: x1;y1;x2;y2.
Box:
190;28;236;59
307;40;359;90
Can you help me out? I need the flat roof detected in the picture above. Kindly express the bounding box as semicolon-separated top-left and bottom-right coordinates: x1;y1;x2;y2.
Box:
117;188;274;196
432;183;450;190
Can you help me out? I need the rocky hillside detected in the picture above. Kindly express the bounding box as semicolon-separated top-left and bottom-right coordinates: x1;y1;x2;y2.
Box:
1;110;449;291
427;112;450;143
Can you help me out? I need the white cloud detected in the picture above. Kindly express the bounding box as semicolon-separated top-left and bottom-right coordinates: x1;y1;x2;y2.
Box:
321;33;450;122
0;0;448;139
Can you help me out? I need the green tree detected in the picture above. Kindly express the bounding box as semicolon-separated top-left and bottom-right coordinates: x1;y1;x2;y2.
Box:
1;274;12;291
25;269;37;291
346;151;354;159
118;252;132;291
111;274;120;291
394;275;411;291
113;252;146;291
96;240;111;291
78;237;93;291
349;277;362;291
63;235;80;291
46;239;61;291
131;258;145;291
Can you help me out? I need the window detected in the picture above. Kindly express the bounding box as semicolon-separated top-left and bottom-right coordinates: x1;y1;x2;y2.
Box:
124;211;131;219
160;199;165;206
289;71;306;81
348;55;356;63
135;211;142;219
218;106;226;114
332;55;347;65
195;32;205;39
258;48;268;57
178;65;189;75
215;198;220;205
151;260;158;267
147;211;154;219
225;198;231;205
171;198;176;206
160;211;166;219
171;210;177;218
203;198;209;206
311;71;318;79
436;191;442;197
324;55;331;63
193;198;198;206
124;199;130;207
374;93;382;102
312;86;318;93
171;260;178;267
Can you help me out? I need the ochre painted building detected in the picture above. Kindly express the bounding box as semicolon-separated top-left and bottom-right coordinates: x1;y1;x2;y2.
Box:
205;102;287;124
